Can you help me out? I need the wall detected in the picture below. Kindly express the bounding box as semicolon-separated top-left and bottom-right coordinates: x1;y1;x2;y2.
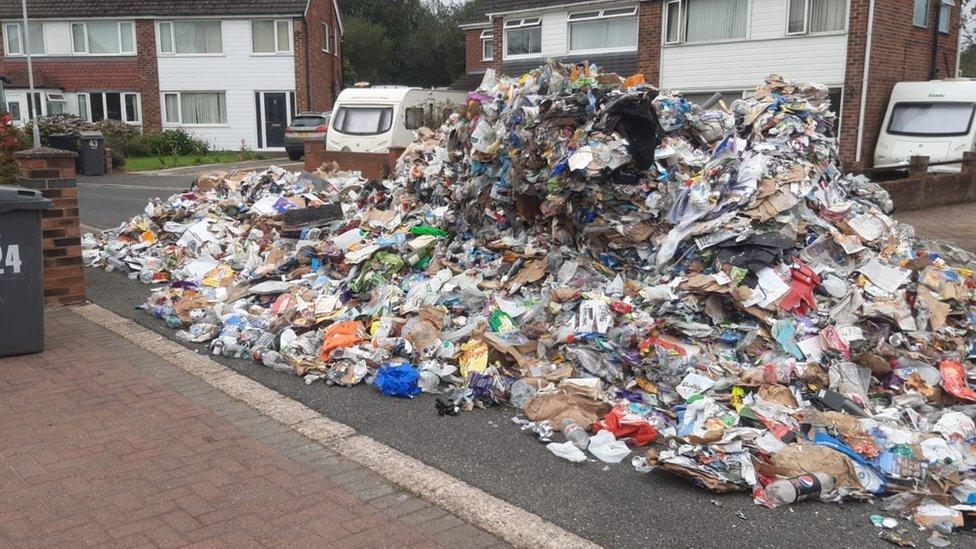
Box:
465;27;492;73
296;0;342;112
658;0;849;92
876;154;976;211
156;18;297;150
840;0;961;168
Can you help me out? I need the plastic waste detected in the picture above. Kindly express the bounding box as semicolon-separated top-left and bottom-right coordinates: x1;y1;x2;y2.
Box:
763;474;836;507
561;418;590;450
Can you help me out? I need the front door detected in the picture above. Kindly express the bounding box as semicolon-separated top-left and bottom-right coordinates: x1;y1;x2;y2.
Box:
263;92;287;147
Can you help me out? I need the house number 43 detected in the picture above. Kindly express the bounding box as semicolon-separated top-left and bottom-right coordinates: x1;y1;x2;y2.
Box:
0;244;23;274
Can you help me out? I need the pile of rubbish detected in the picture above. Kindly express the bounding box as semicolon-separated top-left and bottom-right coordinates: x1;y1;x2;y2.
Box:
87;62;976;542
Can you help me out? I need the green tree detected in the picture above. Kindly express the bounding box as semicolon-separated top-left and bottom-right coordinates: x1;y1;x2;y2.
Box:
338;0;472;87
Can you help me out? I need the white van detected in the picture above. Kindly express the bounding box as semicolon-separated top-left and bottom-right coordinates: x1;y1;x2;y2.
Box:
326;87;467;153
875;79;976;172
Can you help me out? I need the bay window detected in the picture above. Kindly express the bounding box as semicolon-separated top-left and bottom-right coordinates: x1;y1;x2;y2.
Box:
663;0;748;44
322;23;331;53
4;22;45;55
77;92;141;124
787;0;847;35
163;92;227;125
157;21;222;55
568;7;638;52
938;0;952;34
252;19;291;54
71;21;136;55
481;29;494;61
505;18;542;56
914;0;930;27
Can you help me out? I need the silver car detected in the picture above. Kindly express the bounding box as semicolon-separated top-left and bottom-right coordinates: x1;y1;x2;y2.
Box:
284;111;331;161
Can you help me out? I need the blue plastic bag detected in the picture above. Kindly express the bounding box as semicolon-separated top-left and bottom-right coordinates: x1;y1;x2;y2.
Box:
374;363;421;398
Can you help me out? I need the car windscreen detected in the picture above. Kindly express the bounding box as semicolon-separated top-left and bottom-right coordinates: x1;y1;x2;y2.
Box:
887;102;976;137
331;107;394;135
290;115;328;129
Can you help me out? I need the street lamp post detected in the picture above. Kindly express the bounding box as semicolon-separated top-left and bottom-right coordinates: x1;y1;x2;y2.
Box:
21;0;41;149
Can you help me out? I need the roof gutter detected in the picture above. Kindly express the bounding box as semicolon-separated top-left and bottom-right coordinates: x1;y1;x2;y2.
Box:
854;0;875;164
486;0;638;19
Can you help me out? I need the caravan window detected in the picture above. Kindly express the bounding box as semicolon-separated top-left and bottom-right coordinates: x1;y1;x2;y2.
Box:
332;107;394;135
887;102;976;137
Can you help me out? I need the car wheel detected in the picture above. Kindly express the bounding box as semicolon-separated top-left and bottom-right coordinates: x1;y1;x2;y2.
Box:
287;150;303;161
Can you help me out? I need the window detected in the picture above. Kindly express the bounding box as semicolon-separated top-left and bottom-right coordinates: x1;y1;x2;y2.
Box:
163;92;227;125
334;25;339;55
158;21;222;54
914;0;930;27
77;93;89;121
322;23;331;53
78;92;140;123
4;22;44;55
683;90;743;106
664;0;748;44
888;102;976;136
405;107;424;130
252;19;291;53
787;0;847;34
568;7;638;52
70;21;136;55
26;92;41;120
664;1;681;44
46;92;66;115
505;18;542;56
481;29;494;61
938;0;952;34
7;102;20;121
331;107;394;135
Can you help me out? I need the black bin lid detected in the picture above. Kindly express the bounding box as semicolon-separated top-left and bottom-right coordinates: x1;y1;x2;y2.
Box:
0;187;53;213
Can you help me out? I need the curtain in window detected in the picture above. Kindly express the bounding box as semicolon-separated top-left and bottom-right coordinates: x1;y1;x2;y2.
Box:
252;20;275;52
164;94;179;123
685;0;747;42
120;23;134;52
88;22;120;54
788;0;807;33
276;21;290;51
569;17;637;51
809;0;847;32
26;22;44;54
181;93;226;124
506;27;541;55
174;21;221;54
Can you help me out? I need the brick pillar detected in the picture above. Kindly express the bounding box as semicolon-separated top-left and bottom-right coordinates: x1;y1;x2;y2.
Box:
135;20;162;132
304;140;325;171
294;18;310;111
637;1;662;86
13;148;86;307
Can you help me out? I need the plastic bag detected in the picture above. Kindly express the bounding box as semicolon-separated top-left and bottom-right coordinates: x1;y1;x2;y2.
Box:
374;363;422;398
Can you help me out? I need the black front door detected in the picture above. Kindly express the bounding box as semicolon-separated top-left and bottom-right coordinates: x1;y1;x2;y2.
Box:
263;93;287;147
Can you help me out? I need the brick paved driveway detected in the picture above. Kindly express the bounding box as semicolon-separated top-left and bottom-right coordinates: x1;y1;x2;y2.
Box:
0;309;503;548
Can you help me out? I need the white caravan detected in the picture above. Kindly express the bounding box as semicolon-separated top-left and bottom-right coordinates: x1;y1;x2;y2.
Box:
875;79;976;173
326;87;467;153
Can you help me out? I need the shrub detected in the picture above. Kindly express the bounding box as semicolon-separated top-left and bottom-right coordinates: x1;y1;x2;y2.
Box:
0;113;30;185
136;129;211;157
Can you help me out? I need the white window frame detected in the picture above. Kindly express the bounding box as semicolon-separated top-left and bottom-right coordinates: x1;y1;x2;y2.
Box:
914;0;930;27
161;91;228;127
785;0;848;36
251;19;292;55
480;29;494;61
663;0;683;44
567;6;639;54
76;91;141;124
4;22;45;56
156;20;223;56
504;17;542;59
333;25;339;56
69;21;137;56
322;23;331;53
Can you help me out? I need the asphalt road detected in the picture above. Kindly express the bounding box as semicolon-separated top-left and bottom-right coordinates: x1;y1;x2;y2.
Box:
77;170;929;548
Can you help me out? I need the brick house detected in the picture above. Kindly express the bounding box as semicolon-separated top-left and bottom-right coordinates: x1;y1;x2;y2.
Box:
0;0;344;151
457;0;961;169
